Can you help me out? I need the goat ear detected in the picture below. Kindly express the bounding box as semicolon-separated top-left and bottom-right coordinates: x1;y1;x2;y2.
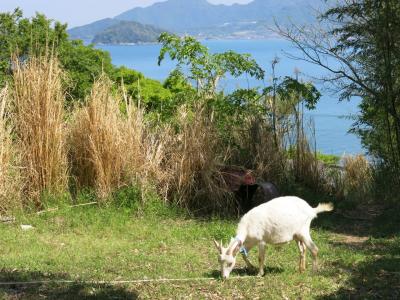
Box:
213;239;221;253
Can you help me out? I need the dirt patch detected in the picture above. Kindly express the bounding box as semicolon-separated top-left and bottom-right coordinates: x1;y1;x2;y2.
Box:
336;234;369;245
339;204;384;221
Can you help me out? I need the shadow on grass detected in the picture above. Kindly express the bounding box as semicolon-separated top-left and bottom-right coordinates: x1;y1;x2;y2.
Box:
318;238;400;299
0;269;138;299
206;265;283;279
286;183;400;238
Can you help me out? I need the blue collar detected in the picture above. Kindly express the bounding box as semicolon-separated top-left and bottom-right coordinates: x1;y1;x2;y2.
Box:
234;236;248;257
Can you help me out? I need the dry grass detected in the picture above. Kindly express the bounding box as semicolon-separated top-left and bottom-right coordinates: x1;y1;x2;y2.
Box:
0;87;22;213
232;116;287;182
68;77;127;199
342;155;373;202
292;134;323;189
68;77;165;201
12;56;68;207
160;104;234;212
122;90;166;193
2;54;375;213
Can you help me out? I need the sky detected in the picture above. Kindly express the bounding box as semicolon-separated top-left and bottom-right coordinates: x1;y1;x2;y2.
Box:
0;0;253;28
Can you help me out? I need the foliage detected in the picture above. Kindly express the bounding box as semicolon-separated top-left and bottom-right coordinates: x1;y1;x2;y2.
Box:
276;76;321;110
276;0;400;178
316;152;340;166
92;20;164;44
0;8;68;87
114;67;172;108
0;8;114;102
60;40;114;102
325;0;400;173
342;155;373;203
158;32;264;97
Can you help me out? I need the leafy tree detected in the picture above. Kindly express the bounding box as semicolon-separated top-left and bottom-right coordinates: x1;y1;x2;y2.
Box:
0;8;114;101
276;0;400;172
163;69;193;95
114;66;177;120
276;77;321;111
0;9;65;85
157;33;264;98
60;40;114;102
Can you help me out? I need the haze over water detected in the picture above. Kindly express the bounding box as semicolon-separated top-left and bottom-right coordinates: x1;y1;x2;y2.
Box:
98;39;363;156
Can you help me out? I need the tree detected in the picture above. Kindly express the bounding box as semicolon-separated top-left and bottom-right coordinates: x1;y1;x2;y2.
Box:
157;33;264;98
276;0;400;172
0;8;114;102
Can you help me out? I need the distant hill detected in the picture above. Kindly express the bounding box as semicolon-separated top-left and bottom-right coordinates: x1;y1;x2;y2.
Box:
92;21;165;44
115;0;322;33
69;0;323;42
68;18;121;41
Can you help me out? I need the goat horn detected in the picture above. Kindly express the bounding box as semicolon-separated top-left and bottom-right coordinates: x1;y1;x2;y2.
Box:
213;239;221;252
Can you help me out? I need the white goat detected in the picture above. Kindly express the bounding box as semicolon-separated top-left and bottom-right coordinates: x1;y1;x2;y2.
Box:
214;196;333;279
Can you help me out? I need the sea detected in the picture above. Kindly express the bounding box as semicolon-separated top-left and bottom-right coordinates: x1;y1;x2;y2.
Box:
98;39;364;156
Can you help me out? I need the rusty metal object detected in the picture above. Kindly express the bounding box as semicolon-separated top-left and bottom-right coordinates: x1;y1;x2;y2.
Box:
220;167;256;192
220;166;279;214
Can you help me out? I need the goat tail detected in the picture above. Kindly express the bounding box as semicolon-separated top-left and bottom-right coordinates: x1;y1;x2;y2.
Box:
314;202;334;214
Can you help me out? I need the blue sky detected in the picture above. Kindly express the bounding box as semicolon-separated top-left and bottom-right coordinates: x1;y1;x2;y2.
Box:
0;0;253;27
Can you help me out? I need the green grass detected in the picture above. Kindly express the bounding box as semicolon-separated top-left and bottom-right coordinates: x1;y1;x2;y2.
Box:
0;198;399;299
316;152;340;166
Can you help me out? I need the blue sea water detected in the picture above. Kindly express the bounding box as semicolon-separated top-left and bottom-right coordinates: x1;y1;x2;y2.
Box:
98;39;363;156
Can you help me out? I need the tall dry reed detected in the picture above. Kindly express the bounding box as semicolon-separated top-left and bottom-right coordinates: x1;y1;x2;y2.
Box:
160;104;234;212
342;155;373;202
68;77;127;199
230;116;287;182
68;77;164;200
122;89;166;191
0;87;21;213
12;56;68;207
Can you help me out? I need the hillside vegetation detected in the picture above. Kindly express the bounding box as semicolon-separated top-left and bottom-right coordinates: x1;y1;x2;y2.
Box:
92;21;164;44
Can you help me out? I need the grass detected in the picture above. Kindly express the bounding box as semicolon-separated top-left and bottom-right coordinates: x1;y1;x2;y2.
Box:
0;193;398;299
316;153;340;166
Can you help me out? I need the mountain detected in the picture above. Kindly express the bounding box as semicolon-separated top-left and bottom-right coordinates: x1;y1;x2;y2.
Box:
92;21;165;44
68;18;121;41
69;0;322;42
115;0;321;32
